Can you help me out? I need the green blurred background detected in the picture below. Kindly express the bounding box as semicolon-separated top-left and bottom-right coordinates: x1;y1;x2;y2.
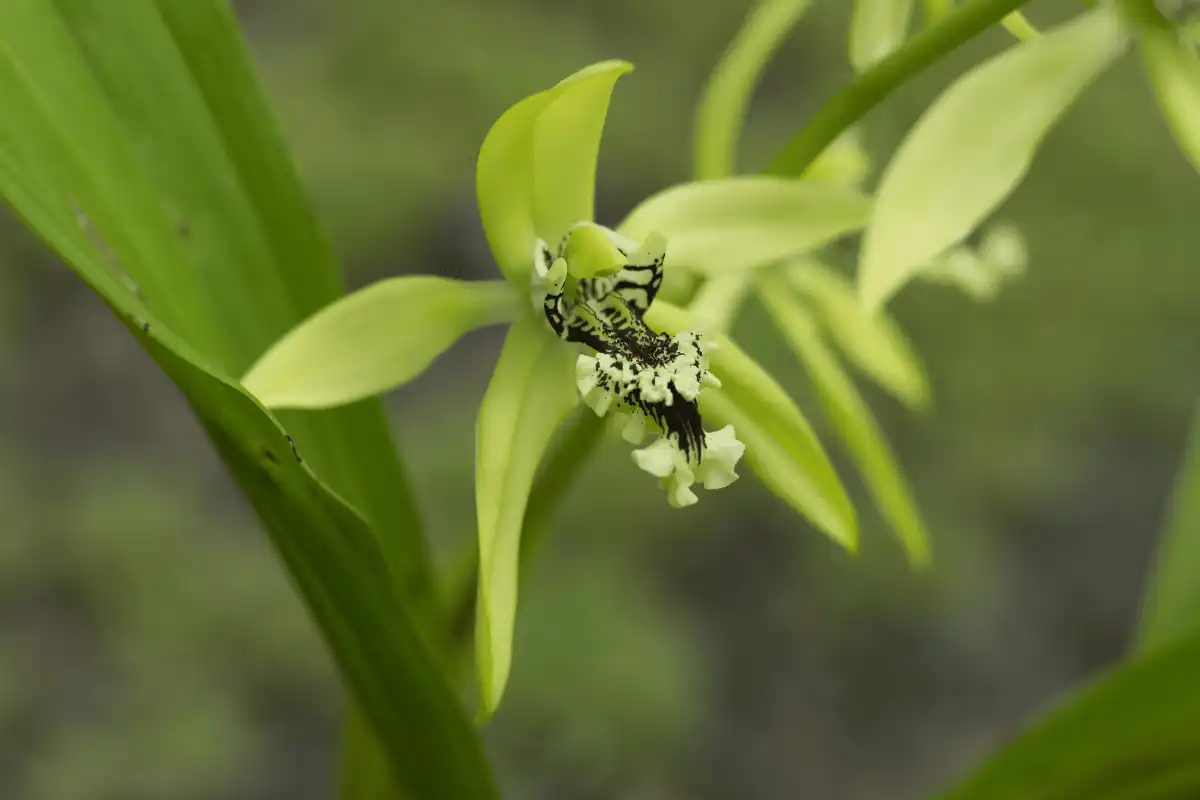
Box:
2;0;1198;797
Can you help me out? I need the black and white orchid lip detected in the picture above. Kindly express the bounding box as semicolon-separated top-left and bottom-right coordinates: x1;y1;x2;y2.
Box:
534;222;743;506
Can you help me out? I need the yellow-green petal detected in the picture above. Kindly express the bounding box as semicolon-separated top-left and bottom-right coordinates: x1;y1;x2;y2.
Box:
1140;24;1200;173
474;314;578;718
787;260;929;410
759;277;930;566
477;61;631;283
619;177;872;275
243;277;517;409
646;301;856;549
849;0;915;72
859;7;1127;310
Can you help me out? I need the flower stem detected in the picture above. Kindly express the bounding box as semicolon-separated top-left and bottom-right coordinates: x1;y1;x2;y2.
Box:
766;0;1034;176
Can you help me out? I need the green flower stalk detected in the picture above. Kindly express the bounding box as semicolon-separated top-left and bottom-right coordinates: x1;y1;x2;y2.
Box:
242;60;867;717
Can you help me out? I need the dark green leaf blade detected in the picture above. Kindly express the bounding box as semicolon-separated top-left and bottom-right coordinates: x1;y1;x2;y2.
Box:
935;632;1200;800
0;1;494;795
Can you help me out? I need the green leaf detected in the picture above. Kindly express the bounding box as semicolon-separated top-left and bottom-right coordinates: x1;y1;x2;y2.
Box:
758;279;929;566
859;7;1127;310
477;60;631;283
475;314;578;718
1138;405;1200;653
936;631;1200;799
0;1;496;794
788;260;929;410
243;278;517;410
619;177;872;275
1139;24;1200;174
850;0;915;71
645;302;857;550
693;0;814;179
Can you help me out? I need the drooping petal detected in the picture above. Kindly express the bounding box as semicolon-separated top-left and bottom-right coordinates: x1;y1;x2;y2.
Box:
1139;22;1200;174
858;7;1127;310
645;301;857;550
243;277;517;409
476;60;631;283
786;260;929;411
618;177;871;275
474;314;578;718
759;278;930;566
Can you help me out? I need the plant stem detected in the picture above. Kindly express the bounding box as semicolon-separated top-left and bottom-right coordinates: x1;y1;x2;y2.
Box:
766;0;1034;176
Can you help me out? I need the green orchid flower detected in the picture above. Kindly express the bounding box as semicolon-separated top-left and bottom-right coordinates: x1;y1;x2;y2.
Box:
242;60;874;717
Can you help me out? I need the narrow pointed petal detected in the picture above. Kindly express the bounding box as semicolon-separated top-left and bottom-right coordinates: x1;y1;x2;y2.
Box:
477;61;631;282
619;177;871;275
760;278;930;566
474;314;578;718
787;260;929;410
859;8;1127;310
243;277;517;409
849;0;915;71
645;301;857;550
1139;23;1200;174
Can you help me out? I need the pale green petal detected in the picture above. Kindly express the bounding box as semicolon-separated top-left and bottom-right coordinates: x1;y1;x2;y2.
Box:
646;301;856;549
859;8;1128;310
533;63;632;249
619;177;872;275
787;260;929;410
475;314;578;718
477;61;631;282
1140;24;1200;173
243;277;517;409
693;0;814;179
849;0;915;71
759;278;930;566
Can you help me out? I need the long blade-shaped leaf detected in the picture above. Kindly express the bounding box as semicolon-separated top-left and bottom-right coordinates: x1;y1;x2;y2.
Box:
1138;406;1200;653
0;1;495;794
936;631;1200;799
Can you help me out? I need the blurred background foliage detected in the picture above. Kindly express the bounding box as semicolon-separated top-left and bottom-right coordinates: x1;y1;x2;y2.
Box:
1;0;1198;797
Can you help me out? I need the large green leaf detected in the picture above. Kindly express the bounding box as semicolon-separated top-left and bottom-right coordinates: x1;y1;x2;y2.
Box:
858;7;1127;310
0;0;495;795
1138;406;1200;653
474;314;578;718
935;631;1200;799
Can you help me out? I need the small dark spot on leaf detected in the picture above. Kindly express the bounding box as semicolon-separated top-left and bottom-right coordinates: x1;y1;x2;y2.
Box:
262;448;279;464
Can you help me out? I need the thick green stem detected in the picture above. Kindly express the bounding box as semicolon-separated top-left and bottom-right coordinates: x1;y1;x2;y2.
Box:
766;0;1034;176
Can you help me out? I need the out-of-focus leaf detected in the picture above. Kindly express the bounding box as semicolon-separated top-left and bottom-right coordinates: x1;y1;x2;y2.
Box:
243;278;516;410
1138;406;1200;653
693;0;814;179
646;302;856;550
619;177;872;275
936;631;1200;799
850;0;915;71
0;1;495;794
477;60;631;282
1139;23;1200;174
788;260;929;410
759;279;929;565
859;7;1127;310
474;314;578;718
